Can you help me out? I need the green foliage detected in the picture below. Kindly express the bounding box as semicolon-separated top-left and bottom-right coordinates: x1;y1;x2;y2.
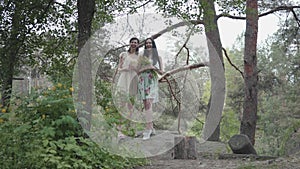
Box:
95;79;138;137
220;109;240;141
216;0;246;16
0;83;145;168
254;15;300;156
155;0;202;20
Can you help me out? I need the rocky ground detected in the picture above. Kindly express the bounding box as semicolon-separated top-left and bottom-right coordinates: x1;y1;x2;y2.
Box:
121;130;300;169
135;152;300;169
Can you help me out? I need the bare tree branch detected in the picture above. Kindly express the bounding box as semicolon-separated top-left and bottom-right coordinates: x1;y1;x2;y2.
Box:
217;5;300;20
163;77;182;134
174;26;195;67
151;20;204;40
222;48;244;78
185;46;190;65
290;8;300;27
128;0;154;14
259;6;300;18
158;62;208;81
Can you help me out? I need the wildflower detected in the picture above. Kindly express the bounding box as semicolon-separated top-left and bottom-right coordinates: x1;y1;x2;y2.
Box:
69;87;74;92
138;56;151;68
57;83;63;88
1;109;6;113
0;118;4;123
51;86;56;91
42;114;46;119
27;103;34;107
148;73;153;79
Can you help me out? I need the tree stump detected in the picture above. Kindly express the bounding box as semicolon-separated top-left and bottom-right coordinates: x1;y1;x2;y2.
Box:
174;136;197;159
228;134;257;155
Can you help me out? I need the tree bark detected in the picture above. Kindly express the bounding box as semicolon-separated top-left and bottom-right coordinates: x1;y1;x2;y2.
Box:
174;136;197;159
240;0;259;145
1;1;25;109
77;0;95;131
200;0;225;141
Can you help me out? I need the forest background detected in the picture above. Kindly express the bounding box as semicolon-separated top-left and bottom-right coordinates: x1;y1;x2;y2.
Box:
0;0;299;168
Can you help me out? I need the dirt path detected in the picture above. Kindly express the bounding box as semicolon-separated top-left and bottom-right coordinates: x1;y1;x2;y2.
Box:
135;154;300;169
122;130;300;169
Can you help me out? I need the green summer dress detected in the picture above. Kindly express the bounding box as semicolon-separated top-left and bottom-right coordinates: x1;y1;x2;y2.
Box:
138;56;159;103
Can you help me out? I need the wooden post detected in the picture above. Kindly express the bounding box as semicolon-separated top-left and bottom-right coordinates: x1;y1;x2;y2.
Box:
186;136;197;159
174;136;197;159
228;134;257;155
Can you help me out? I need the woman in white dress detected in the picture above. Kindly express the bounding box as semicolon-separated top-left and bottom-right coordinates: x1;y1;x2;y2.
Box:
116;37;139;139
117;37;139;97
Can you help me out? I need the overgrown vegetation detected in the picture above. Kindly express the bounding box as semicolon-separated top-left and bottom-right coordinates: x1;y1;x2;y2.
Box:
0;83;146;168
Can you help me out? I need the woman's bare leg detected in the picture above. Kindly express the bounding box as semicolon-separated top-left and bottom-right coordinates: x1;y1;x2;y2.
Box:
144;99;153;130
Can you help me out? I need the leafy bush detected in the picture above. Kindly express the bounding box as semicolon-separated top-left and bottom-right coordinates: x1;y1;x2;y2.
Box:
0;83;146;168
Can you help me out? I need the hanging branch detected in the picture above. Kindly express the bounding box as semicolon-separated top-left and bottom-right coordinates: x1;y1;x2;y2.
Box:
164;76;182;133
173;26;195;67
177;30;194;133
222;47;244;78
185;46;190;65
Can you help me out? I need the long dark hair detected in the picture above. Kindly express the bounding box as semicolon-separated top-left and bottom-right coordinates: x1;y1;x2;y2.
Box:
127;37;139;54
143;38;159;66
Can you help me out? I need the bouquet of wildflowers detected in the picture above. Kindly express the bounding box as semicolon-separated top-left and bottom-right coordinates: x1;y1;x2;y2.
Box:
138;56;152;69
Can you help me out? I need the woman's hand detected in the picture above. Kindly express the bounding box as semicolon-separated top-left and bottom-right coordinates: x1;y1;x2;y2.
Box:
138;65;156;74
156;69;164;75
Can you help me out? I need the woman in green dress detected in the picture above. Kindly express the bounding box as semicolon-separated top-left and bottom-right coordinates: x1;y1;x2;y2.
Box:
138;38;163;140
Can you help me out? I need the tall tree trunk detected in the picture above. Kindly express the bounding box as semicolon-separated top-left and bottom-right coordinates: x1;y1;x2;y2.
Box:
77;0;95;131
1;2;24;109
240;0;258;145
200;0;225;141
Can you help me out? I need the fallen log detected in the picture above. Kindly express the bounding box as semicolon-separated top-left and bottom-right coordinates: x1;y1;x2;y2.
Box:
218;153;277;160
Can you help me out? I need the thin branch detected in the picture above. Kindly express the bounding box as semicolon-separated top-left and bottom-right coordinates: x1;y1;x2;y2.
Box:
185;46;190;65
104;44;128;58
222;47;244;78
173;26;195;67
164;77;181;107
164;77;182;134
128;0;154;14
151;20;204;40
217;5;300;20
12;77;24;80
290;9;300;27
217;14;245;20
259;6;300;18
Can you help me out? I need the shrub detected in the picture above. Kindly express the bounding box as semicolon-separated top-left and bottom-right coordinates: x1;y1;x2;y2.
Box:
0;83;146;168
